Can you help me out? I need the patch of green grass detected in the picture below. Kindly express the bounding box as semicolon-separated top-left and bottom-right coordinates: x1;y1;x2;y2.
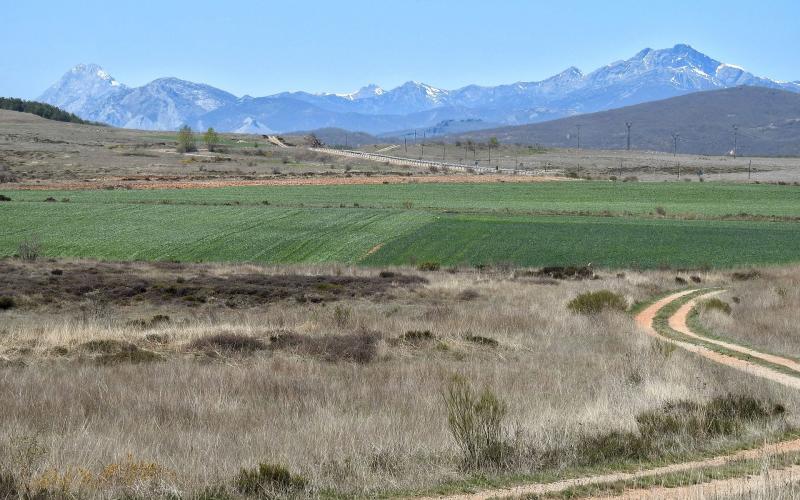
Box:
364;215;800;269
2;183;800;269
4;181;800;217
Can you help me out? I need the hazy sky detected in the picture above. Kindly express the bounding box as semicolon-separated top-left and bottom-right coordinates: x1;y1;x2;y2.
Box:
2;0;799;99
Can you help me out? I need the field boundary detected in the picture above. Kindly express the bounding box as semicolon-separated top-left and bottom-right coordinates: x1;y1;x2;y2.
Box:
312;147;564;176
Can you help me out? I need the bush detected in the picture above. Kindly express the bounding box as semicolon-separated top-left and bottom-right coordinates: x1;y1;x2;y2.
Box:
464;334;499;348
17;236;41;261
270;330;379;363
567;290;627;315
443;375;510;469
702;298;732;315
188;333;266;353
0;195;11;201
655;206;667;216
333;305;351;327
400;330;434;343
176;125;197;153
0;296;15;310
417;261;441;272
233;463;307;496
457;289;480;301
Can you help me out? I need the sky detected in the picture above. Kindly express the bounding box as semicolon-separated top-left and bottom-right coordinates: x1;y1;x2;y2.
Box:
2;0;799;99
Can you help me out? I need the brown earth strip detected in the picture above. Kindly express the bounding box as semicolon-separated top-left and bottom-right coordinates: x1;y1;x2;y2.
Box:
2;174;564;191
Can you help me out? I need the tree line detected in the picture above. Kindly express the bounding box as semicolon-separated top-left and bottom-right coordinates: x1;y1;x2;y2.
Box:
0;97;101;125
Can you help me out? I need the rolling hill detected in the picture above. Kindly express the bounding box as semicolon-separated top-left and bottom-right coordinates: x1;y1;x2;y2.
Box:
453;86;800;157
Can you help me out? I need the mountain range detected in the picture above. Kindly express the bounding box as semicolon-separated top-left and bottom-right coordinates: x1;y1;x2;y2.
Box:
38;44;800;135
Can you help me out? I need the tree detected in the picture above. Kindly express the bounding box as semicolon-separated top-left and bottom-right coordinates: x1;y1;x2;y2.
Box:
176;125;196;153
203;127;220;152
488;137;499;148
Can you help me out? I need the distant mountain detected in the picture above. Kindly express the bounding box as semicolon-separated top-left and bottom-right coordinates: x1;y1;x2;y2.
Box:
39;45;800;134
452;86;800;157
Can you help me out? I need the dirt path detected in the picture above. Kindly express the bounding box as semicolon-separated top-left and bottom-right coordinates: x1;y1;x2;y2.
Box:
669;291;800;376
425;290;800;499
638;290;800;390
267;135;289;148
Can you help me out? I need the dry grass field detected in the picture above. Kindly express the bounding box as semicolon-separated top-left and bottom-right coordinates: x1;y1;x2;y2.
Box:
2;258;800;498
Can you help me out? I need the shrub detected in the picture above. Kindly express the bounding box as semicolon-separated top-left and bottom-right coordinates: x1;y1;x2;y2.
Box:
702;298;732;315
655;206;667;216
0;195;11;201
675;276;687;285
458;289;480;301
417;261;441;272
333;305;351;327
176;125;197;153
270;330;379;363
234;463;306;496
442;375;510;469
0;296;15;310
690;275;702;283
400;330;434;343
464;334;499;348
379;270;396;279
187;333;266;353
17;236;42;261
567;290;627;315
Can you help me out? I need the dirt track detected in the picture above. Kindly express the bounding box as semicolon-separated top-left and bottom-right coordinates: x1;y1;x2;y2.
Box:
3;173;564;191
427;290;800;499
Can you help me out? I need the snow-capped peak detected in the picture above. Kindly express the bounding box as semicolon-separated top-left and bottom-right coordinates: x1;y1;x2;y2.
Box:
69;63;122;87
339;84;385;100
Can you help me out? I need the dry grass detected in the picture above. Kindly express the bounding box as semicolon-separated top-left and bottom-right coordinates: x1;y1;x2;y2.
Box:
698;265;800;358
1;260;799;497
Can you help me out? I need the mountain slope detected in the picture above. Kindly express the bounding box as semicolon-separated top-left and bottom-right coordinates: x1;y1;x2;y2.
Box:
453;86;800;156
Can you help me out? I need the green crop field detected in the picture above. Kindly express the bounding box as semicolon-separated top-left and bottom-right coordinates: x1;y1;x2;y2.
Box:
4;181;800;217
2;181;799;268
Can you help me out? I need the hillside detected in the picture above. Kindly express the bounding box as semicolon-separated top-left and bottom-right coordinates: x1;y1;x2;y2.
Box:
0;97;97;125
453;87;800;157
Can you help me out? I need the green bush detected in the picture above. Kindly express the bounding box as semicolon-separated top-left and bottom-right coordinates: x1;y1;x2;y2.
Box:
233;463;307;496
702;298;732;315
442;375;510;469
567;290;627;314
0;296;15;310
417;261;441;272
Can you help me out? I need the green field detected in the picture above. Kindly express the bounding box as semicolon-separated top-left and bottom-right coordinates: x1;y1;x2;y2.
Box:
5;181;800;217
2;182;799;268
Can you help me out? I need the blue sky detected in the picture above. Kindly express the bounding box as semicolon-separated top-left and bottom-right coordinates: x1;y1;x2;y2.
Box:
2;0;799;99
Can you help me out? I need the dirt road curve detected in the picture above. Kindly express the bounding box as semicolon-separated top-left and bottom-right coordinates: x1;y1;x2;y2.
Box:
425;290;800;500
638;290;800;390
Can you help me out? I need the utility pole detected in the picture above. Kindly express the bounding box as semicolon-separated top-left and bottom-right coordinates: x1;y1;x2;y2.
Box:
404;136;407;153
420;131;425;160
671;133;679;157
442;143;446;162
748;159;752;180
732;125;739;159
626;122;632;151
464;143;468;165
344;133;348;148
576;124;582;149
